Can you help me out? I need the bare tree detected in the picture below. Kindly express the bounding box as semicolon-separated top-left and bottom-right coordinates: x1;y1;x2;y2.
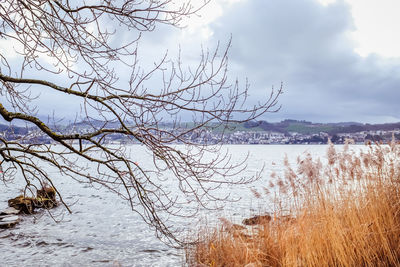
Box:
0;0;281;244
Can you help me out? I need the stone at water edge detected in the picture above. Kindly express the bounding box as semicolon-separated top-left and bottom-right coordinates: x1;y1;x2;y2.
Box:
36;187;56;202
242;214;272;225
33;197;58;209
0;215;19;222
0;207;20;215
7;195;35;214
0;214;20;229
0;221;18;229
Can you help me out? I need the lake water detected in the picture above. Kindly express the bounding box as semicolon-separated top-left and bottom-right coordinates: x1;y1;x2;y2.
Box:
0;144;354;266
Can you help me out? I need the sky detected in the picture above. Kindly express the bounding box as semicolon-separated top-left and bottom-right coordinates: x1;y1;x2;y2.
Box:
168;0;400;123
1;0;400;124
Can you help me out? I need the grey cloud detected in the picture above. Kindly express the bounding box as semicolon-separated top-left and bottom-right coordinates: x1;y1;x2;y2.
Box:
5;0;400;124
209;0;400;123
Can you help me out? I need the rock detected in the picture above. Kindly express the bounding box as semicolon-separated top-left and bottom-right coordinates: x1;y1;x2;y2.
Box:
33;197;57;209
7;189;58;214
242;215;272;225
8;195;34;214
37;186;56;202
0;214;20;229
35;186;58;209
0;215;19;222
0;207;20;215
0;221;18;229
4;186;57;221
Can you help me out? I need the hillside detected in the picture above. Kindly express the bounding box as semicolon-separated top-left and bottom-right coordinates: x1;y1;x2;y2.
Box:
241;119;400;135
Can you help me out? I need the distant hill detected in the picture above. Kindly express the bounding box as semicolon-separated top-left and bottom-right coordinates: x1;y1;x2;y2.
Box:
0;124;29;135
1;119;400;139
242;119;400;135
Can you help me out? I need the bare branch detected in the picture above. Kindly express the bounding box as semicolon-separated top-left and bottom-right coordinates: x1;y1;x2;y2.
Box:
0;0;281;245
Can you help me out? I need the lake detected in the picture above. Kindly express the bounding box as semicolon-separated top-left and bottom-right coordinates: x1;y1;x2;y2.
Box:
0;144;354;266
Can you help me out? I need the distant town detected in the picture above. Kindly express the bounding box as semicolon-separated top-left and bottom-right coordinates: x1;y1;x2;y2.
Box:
1;119;400;145
187;128;400;145
171;119;400;145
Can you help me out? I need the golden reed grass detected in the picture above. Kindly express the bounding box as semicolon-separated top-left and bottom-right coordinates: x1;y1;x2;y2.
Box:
186;140;400;266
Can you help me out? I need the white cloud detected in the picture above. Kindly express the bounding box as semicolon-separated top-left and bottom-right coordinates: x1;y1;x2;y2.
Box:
206;0;400;123
316;0;400;58
348;0;400;58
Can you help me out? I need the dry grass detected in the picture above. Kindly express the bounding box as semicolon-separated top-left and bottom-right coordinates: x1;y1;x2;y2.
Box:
186;140;400;266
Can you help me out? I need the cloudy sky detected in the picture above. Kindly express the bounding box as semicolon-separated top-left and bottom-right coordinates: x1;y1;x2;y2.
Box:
1;0;399;124
161;0;400;123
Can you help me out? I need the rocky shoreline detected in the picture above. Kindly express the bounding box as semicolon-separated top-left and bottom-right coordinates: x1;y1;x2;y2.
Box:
0;186;58;229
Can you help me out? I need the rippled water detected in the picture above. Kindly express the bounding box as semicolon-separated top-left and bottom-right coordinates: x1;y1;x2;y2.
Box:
0;145;353;266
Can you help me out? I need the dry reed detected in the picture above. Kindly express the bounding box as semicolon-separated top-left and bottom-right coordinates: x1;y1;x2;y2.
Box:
186;140;400;266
